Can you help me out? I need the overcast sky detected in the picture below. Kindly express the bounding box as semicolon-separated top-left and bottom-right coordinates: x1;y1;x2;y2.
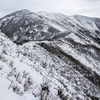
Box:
0;0;100;18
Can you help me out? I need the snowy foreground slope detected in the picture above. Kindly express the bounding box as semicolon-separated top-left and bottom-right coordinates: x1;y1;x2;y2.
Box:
0;10;100;100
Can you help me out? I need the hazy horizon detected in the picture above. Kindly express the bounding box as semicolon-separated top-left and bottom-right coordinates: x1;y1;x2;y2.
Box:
0;0;100;18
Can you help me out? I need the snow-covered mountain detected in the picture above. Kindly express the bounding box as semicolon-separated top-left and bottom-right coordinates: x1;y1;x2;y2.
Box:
0;9;100;44
0;9;100;100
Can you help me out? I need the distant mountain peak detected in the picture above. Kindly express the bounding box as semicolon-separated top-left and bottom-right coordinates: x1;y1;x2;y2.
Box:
0;9;100;45
12;9;31;16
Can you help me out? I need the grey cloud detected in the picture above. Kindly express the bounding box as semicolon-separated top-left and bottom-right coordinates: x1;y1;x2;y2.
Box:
0;0;100;18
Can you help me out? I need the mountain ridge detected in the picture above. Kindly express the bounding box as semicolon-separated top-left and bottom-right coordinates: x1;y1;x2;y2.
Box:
0;9;100;100
0;9;100;44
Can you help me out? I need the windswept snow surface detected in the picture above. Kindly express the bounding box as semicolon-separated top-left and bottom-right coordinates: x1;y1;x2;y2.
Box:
0;77;24;100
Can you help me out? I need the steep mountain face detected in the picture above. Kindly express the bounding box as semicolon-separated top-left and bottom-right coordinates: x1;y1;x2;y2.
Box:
0;10;100;100
0;9;100;44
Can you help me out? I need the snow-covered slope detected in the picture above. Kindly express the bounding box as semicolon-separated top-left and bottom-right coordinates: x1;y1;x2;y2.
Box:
0;9;100;44
0;10;100;100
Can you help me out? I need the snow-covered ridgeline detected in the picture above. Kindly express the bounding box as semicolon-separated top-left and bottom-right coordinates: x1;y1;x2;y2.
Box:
0;10;100;100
